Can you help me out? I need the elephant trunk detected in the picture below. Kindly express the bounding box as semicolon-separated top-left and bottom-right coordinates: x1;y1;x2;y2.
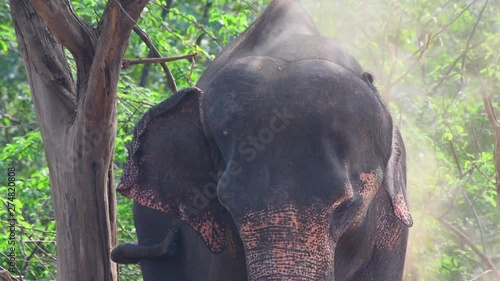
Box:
238;204;336;281
111;228;177;264
245;246;334;281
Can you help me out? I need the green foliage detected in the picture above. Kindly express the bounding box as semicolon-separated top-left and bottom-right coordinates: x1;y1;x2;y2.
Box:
1;0;499;280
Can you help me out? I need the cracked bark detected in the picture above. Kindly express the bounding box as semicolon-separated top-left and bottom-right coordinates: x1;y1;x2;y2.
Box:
10;0;148;280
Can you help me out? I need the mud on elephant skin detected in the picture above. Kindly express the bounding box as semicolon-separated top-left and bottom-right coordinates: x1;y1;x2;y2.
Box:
112;0;412;280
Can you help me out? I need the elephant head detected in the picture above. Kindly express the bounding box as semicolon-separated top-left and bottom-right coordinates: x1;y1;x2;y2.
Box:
116;0;412;280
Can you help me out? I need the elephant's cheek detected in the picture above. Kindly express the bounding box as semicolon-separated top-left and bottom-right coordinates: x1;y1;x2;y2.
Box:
237;204;336;281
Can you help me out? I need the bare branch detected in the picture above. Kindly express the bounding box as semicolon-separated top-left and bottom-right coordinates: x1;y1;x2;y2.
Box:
132;25;178;93
435;216;500;280
462;189;487;254
483;91;499;128
122;53;198;69
243;0;260;13
195;1;213;47
460;0;489;79
449;141;463;176
433;0;480;38
391;0;482;90
426;0;488;94
470;270;493;281
154;1;223;47
0;112;19;123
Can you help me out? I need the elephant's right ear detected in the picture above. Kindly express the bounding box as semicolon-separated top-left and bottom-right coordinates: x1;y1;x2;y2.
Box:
117;87;228;252
383;127;413;227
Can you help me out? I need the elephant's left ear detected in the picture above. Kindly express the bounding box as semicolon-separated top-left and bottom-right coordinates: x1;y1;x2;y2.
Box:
117;87;229;253
383;127;413;227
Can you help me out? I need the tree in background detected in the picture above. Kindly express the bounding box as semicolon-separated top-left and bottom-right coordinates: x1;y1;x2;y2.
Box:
0;0;499;280
6;0;151;280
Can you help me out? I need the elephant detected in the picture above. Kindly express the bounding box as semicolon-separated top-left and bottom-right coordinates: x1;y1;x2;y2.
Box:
112;201;247;280
112;0;413;280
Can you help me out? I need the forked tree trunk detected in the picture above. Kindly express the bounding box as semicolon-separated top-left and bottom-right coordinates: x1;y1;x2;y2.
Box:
10;1;147;280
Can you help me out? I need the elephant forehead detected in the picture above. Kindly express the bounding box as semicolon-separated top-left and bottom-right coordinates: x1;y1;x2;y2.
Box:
203;58;391;148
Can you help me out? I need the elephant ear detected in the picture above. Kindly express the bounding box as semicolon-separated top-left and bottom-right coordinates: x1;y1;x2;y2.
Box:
117;87;228;252
384;127;413;227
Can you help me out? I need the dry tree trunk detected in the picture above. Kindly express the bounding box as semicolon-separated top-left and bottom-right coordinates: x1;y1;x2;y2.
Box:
10;0;148;280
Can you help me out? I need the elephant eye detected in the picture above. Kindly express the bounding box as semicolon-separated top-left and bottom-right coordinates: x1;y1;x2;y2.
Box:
362;72;374;84
332;199;351;219
330;196;361;232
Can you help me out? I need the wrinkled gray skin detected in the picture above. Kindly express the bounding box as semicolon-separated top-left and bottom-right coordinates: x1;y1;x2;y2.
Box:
112;0;412;280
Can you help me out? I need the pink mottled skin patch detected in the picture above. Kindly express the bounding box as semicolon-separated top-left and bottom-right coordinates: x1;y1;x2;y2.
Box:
351;169;383;227
117;160;226;252
392;192;413;227
190;213;225;252
118;182;170;214
374;213;405;252
120;179;226;252
239;204;337;281
359;170;383;201
374;191;409;252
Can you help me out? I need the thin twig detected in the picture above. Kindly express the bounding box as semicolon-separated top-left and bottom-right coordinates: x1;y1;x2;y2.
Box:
428;0;487;94
471;122;482;156
242;0;259;13
437;183;462;219
434;216;500;280
460;0;489;80
449;141;463;176
462;188;486;254
0;112;19;122
389;31;431;87
195;1;213;47
391;0;480;89
470;270;493;281
385;10;403;91
132;25;178;93
402;0;474;64
153;1;222;47
433;0;480;39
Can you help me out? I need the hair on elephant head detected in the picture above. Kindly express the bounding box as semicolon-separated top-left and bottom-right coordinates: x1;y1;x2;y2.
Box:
113;0;412;280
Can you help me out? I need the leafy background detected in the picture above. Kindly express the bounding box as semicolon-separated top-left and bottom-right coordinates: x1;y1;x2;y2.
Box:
1;0;499;280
